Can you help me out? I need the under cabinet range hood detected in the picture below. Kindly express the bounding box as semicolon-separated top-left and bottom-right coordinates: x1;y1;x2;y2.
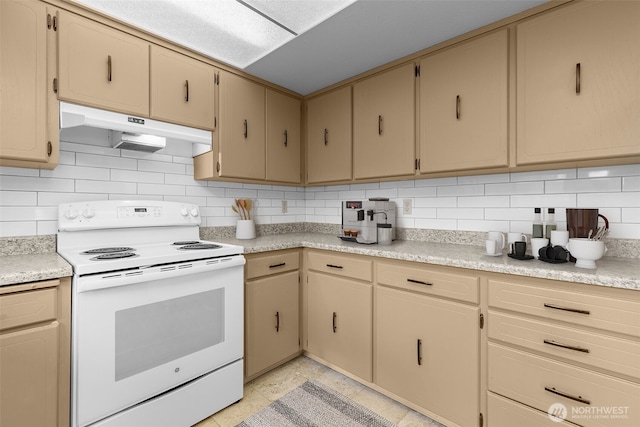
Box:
59;102;212;155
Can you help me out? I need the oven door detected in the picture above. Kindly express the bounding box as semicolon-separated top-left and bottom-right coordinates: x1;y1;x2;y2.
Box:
72;256;244;427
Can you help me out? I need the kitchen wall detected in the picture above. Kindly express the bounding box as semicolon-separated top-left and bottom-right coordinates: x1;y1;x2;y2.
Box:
0;129;639;240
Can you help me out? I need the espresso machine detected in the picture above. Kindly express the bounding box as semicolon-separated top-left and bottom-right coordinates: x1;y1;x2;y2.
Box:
342;199;396;244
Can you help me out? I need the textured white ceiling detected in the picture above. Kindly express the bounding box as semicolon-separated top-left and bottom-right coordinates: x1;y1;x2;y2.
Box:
72;0;548;95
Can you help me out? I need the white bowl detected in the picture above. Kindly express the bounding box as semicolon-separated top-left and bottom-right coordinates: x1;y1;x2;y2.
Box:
566;238;607;269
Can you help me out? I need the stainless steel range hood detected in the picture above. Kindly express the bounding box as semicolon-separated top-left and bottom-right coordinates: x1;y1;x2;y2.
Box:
59;102;212;155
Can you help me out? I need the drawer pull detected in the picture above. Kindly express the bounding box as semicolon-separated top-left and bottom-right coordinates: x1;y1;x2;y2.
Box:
244;119;248;138
545;386;591;405
544;303;590;315
332;312;337;333
269;262;286;269
326;264;343;269
185;80;189;102
407;278;432;286
107;55;112;82
275;311;280;332
576;63;581;94
544;339;590;353
417;339;423;365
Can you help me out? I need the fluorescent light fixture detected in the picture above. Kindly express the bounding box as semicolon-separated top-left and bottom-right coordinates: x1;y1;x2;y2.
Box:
72;0;355;69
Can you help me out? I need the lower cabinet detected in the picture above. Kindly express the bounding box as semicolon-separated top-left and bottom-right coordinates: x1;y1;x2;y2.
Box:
0;278;71;427
244;250;300;380
375;262;481;427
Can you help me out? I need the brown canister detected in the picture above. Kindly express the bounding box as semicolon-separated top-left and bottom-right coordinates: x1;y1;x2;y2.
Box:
566;208;609;238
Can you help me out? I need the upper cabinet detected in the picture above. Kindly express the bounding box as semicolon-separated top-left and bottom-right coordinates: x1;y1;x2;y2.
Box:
306;86;352;184
58;10;149;117
0;0;59;168
353;63;415;180
516;1;640;165
266;89;301;184
217;70;266;180
150;45;216;130
419;29;508;174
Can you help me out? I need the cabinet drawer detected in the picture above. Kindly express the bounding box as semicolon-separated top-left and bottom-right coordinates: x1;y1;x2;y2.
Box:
489;279;640;338
0;288;57;331
307;251;372;282
489;343;640;427
246;251;299;280
488;392;576;427
489;311;640;380
377;261;479;304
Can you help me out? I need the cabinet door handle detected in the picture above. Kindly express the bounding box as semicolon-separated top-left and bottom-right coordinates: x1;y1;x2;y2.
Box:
545;386;591;405
326;264;343;269
275;311;280;332
378;115;383;135
544;303;590;315
284;129;288;147
417;339;423;365
244;119;248;138
323;128;328;145
456;95;461;119
107;55;112;82
576;63;581;94
269;262;286;269
47;141;52;157
544;339;590;353
185;80;189;102
407;278;432;286
332;312;337;333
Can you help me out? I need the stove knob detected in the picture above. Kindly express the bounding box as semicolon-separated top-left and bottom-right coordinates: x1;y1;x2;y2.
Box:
82;207;95;218
65;208;78;219
180;207;189;217
190;207;199;217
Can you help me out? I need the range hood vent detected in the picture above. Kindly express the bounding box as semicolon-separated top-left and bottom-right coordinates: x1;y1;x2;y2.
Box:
59;102;212;155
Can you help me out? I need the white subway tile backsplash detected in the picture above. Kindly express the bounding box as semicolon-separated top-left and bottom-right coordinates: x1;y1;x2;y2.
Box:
622;208;640;223
458;196;510;208
366;188;398;199
37;221;58;235
138;159;185;174
415;177;457;187
40;165;110;181
0;176;74;193
38;192;104;206
398;186;437;198
510;194;577;208
437;184;484;197
485;181;544;195
76;180;137;194
577;164;640;178
458;173;509;185
76;153;137;170
338;190;367;199
606;223;640;240
0;191;37;206
415;218;458;230
578;192;640;208
415;197;457;208
510;169;576;182
485;207;533;221
0;166;39;177
138;183;185;196
545;178;621;194
458;219;509;232
111;169;164;184
0;221;36;237
622;176;640;191
0;206;57;221
437;208;484;220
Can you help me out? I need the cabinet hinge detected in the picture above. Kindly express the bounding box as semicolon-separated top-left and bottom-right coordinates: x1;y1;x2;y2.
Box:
52;78;58;93
415;65;420;77
479;412;484;427
479;313;484;329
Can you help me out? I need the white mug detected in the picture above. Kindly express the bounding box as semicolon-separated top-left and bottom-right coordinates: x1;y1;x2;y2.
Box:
530;237;549;259
485;239;498;255
487;231;506;251
550;230;569;247
508;232;528;246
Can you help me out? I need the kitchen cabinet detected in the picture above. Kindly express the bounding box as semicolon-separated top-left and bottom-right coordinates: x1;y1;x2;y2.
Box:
0;278;71;427
0;0;59;169
375;261;480;427
150;45;216;130
58;10;150;117
244;250;300;380
487;275;640;426
419;29;508;174
217;70;266;180
306;87;352;184
306;250;372;381
353;63;415;179
266;89;301;184
516;1;640;165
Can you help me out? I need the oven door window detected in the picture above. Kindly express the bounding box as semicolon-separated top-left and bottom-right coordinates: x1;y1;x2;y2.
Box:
115;288;224;381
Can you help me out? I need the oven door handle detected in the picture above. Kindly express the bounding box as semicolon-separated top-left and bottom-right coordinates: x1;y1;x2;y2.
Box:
77;255;245;292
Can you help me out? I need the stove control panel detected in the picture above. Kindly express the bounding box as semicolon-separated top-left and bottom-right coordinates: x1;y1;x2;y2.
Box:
58;201;202;231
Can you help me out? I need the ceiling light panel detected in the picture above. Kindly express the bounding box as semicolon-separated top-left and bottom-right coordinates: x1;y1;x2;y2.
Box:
73;0;296;68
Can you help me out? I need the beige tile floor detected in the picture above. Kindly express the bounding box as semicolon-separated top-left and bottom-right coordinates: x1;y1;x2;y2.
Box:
194;356;443;427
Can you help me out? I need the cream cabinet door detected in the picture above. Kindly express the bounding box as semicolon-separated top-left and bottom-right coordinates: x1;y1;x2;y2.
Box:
245;271;299;378
353;63;415;179
376;285;480;427
218;70;265;180
419;29;508;173
516;1;640;164
307;271;372;381
266;89;301;184
58;11;149;116
0;0;58;167
306;87;352;184
150;45;215;130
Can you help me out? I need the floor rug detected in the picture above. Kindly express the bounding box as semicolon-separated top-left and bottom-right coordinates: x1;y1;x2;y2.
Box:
236;380;397;427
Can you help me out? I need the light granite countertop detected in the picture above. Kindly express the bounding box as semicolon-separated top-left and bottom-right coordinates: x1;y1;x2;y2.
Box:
0;252;73;286
213;233;640;291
